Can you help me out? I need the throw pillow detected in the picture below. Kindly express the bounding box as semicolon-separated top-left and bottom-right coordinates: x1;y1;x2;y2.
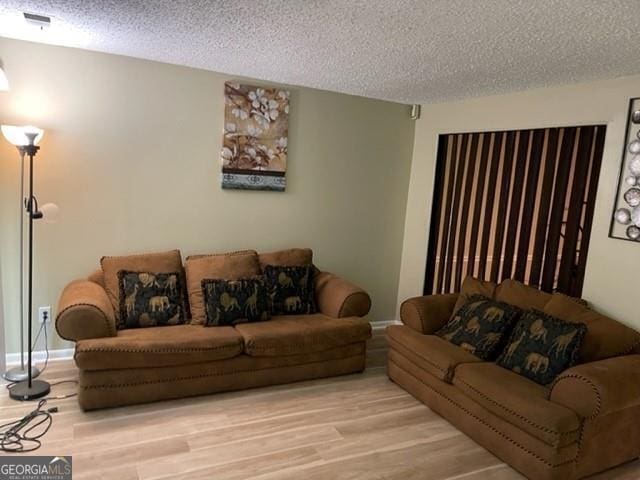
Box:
436;294;522;360
202;278;270;326
264;265;316;315
118;270;186;329
101;249;184;322
497;309;587;385
185;250;260;325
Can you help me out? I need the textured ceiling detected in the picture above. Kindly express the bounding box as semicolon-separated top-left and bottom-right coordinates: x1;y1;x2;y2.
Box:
0;0;639;104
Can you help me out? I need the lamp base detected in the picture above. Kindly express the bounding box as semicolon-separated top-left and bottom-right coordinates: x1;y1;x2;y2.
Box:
9;379;50;401
3;365;41;383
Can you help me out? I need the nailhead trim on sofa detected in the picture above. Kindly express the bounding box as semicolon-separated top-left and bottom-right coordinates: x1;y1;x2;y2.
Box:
548;374;603;419
246;340;368;354
75;344;242;355
80;354;364;390
389;357;578;469
455;377;580;447
387;337;448;375
55;302;116;341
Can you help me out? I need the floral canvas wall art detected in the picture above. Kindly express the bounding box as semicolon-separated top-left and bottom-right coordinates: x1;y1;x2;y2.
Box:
221;82;289;191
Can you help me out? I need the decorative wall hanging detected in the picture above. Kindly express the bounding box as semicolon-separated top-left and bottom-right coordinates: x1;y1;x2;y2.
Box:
425;125;606;298
221;82;289;191
610;97;640;241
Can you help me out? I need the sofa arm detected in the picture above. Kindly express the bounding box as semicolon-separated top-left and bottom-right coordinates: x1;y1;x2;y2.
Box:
549;355;640;419
315;272;371;318
56;280;117;342
400;293;458;334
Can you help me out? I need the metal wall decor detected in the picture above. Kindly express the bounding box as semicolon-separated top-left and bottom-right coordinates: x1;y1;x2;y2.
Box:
610;97;640;241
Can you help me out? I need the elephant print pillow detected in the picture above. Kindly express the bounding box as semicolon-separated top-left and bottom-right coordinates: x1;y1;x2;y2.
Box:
436;294;522;360
264;265;316;315
497;309;587;385
202;278;270;326
117;270;186;329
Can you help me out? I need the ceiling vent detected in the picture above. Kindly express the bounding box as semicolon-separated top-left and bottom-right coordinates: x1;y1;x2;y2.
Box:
23;12;51;30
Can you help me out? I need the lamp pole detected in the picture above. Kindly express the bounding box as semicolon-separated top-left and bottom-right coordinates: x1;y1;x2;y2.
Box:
19;149;24;373
3;149;41;382
9;133;50;400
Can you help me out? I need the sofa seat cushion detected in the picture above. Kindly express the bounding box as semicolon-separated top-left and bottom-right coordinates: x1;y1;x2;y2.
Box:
386;325;482;383
75;324;244;370
236;314;371;356
453;363;580;447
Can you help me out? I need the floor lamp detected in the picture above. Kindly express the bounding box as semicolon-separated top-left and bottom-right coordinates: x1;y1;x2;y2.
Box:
2;126;41;382
2;126;54;400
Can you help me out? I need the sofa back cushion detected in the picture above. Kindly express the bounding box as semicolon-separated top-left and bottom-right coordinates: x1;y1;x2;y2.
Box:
495;279;552;311
544;293;640;362
88;268;105;287
258;248;313;270
452;276;498;315
185;250;260;325
101;249;184;322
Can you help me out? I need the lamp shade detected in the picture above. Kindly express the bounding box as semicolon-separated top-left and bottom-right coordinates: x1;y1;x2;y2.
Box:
1;125;44;146
0;66;8;91
39;203;60;224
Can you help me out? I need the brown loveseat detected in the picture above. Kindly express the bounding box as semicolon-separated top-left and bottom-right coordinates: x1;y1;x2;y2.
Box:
56;248;372;410
387;278;640;480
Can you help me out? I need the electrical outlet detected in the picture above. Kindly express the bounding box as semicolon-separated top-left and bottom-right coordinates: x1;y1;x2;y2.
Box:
38;306;51;324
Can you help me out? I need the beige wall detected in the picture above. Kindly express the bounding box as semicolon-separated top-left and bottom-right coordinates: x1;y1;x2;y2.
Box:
399;74;640;330
0;37;415;354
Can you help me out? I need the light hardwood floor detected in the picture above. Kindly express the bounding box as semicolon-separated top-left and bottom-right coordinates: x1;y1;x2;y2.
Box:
0;328;638;479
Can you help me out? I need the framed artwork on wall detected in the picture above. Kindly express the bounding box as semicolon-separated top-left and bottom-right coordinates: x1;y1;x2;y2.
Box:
221;82;289;191
610;97;640;241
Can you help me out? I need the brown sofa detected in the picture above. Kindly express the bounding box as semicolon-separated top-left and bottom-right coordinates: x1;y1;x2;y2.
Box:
388;279;640;480
55;250;372;410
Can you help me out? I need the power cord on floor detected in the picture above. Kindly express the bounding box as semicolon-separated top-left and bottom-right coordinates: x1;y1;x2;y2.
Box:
34;319;50;376
6;322;78;398
5;321;50;393
0;399;56;452
2;322;80;452
44;380;78;400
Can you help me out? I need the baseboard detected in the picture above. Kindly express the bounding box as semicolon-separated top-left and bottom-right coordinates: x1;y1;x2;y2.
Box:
371;319;400;330
6;348;74;366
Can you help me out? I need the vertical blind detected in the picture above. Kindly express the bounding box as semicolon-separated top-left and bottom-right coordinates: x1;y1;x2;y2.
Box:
424;125;606;297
